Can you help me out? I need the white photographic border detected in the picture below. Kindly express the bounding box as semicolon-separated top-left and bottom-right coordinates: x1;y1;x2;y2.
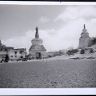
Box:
0;1;96;95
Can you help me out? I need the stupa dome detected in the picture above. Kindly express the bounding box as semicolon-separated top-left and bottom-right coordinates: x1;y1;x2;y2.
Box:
31;38;43;45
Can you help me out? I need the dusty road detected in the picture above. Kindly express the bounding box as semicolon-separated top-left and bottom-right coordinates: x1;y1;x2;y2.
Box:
0;59;96;88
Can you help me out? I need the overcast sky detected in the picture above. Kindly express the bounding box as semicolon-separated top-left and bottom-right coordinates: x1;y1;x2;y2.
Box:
0;5;96;52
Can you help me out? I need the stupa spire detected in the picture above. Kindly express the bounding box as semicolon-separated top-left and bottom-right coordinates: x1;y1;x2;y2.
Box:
82;24;87;33
84;24;86;29
35;27;39;38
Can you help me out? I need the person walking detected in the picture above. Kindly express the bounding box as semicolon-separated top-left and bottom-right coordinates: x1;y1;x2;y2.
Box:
5;54;9;62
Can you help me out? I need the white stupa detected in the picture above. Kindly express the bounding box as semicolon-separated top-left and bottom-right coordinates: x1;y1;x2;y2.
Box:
79;24;91;49
29;27;46;59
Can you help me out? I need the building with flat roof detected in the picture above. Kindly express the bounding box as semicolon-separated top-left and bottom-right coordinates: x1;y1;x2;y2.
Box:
0;40;27;61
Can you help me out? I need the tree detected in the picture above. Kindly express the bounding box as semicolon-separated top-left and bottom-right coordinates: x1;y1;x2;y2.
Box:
80;49;85;54
67;50;73;55
66;49;78;55
89;48;94;53
89;37;96;47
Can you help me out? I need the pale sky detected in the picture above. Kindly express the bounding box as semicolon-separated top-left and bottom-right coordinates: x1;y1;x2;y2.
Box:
0;5;96;52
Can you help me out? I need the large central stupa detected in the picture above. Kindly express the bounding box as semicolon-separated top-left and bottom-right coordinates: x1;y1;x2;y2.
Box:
29;27;46;59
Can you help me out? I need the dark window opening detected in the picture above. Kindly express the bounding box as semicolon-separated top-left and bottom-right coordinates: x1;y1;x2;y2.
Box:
15;51;17;54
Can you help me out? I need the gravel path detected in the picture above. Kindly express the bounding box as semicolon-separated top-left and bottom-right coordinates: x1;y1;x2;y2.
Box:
0;59;96;88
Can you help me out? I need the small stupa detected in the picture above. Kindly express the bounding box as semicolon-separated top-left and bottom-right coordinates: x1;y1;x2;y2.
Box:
79;24;91;49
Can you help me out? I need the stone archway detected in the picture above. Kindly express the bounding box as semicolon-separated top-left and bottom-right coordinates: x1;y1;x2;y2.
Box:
36;52;42;59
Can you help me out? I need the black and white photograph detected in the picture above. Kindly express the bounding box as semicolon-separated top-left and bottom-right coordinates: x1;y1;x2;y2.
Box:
0;2;96;88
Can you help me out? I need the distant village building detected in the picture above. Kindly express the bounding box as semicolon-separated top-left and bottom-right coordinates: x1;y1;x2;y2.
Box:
8;48;27;61
29;27;47;59
79;24;91;49
0;40;27;61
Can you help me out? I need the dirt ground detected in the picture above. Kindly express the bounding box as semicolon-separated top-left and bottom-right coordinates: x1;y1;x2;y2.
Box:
0;59;96;88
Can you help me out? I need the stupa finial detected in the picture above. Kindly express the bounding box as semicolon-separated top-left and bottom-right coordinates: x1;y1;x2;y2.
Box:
35;27;39;38
84;24;86;29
